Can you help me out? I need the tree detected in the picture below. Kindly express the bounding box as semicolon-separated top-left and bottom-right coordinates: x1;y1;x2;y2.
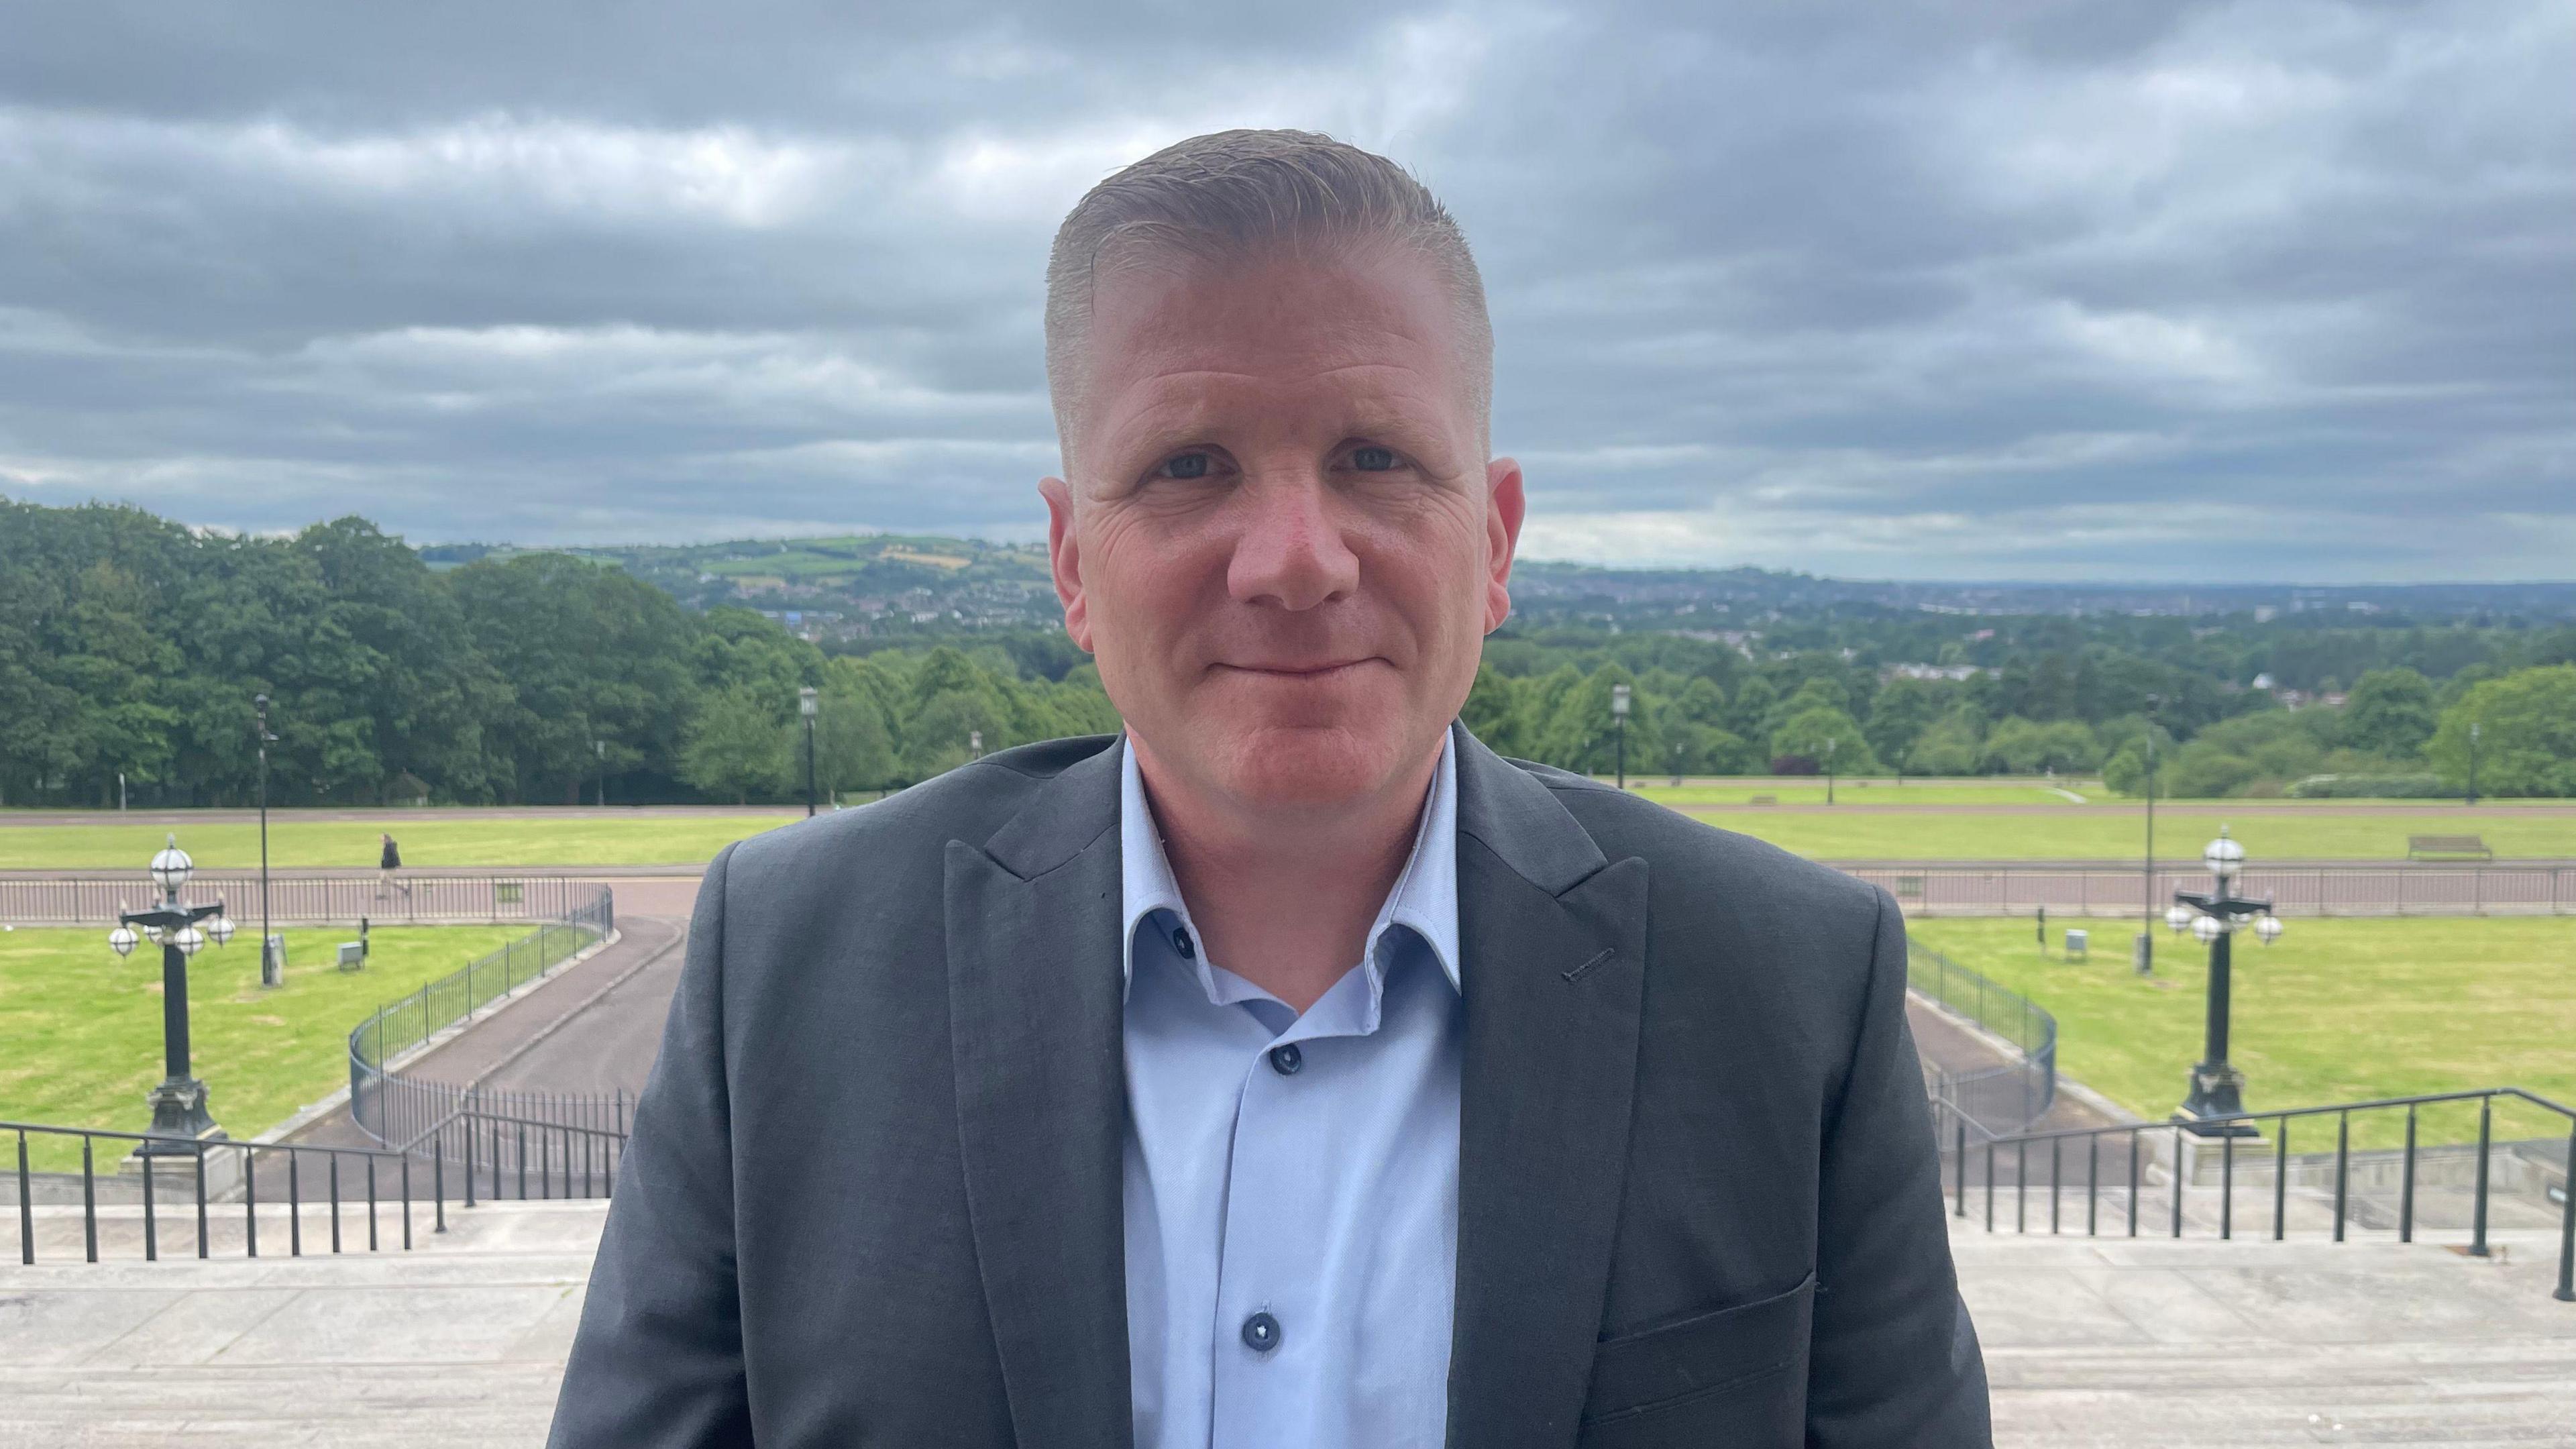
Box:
1980;717;2101;775
2339;667;2438;759
2426;665;2576;797
1865;678;1945;774
680;686;792;804
812;683;896;797
1768;706;1879;775
1905;716;1983;776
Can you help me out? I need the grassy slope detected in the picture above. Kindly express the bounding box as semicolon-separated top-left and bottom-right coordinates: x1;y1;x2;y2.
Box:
1692;808;2576;861
1;924;534;1171
3;801;2572;868
0;816;792;870
1906;914;2576;1148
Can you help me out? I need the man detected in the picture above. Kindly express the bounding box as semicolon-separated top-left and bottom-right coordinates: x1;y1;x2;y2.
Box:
376;832;405;898
551;129;1987;1448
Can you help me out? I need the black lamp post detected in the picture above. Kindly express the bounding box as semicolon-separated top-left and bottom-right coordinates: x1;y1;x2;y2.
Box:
109;836;235;1154
1610;684;1630;790
799;687;819;817
2165;826;2283;1136
1821;736;1837;805
2137;694;2160;977
254;694;278;988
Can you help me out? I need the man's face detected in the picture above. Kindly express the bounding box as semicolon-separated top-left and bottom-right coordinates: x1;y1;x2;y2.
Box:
1042;244;1521;818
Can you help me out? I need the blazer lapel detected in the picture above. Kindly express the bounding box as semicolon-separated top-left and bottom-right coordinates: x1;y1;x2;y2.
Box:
947;745;1133;1449
1446;733;1650;1449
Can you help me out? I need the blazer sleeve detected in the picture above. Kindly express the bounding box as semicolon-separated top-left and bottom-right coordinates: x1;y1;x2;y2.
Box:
1805;888;1993;1446
548;844;755;1448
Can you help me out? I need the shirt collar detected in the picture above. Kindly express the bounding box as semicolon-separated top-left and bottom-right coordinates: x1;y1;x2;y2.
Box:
1119;728;1462;1000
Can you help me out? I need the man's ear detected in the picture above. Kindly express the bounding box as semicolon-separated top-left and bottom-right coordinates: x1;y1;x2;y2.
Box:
1482;457;1524;635
1039;475;1093;653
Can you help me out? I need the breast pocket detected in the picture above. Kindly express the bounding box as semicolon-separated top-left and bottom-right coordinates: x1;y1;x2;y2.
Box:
1574;1272;1814;1449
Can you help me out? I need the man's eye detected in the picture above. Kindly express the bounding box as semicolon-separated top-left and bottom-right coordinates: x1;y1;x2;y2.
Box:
1350;445;1401;471
1157;453;1212;480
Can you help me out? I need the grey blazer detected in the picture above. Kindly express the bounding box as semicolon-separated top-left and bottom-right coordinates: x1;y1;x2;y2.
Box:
549;729;1990;1448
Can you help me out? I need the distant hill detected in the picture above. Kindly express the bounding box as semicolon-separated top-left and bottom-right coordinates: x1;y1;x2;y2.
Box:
417;534;2576;642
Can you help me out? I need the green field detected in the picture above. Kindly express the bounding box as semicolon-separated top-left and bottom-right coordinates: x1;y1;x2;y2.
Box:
0;815;794;871
1688;808;2576;861
1907;915;2576;1148
1;924;538;1171
1635;780;2096;806
3;799;2572;869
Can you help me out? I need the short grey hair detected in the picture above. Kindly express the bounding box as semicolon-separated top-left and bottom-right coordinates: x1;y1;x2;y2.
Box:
1043;129;1493;466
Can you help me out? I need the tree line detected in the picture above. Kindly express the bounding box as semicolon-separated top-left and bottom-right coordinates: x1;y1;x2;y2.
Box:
5;497;2571;805
0;500;1111;806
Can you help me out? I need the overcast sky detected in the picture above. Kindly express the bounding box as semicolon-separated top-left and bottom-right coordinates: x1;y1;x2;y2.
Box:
2;1;2568;581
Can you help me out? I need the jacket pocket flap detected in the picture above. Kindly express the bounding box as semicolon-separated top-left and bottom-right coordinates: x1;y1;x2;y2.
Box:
1581;1271;1816;1424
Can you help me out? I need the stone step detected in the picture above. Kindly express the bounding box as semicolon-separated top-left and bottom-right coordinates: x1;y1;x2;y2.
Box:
6;1203;2571;1446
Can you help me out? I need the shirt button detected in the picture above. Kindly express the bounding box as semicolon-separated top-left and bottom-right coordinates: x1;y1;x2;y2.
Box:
1241;1311;1281;1353
1268;1043;1303;1076
1171;926;1195;960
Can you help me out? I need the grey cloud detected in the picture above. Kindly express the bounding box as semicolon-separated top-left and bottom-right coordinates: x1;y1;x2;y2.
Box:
0;0;2567;579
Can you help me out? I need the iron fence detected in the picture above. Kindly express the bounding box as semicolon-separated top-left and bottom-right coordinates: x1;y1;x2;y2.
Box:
1908;939;2057;1138
0;871;614;926
345;885;613;1140
8;1119;448;1265
1857;864;2576;918
1933;1087;2576;1304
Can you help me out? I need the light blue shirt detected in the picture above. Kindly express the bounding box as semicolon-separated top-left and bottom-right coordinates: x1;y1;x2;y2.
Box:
1119;733;1462;1449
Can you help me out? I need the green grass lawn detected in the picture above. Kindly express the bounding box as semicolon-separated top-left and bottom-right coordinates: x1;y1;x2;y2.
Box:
0;814;794;870
1;923;541;1171
1634;781;2096;806
1907;914;2576;1148
2;796;2571;870
1693;808;2576;861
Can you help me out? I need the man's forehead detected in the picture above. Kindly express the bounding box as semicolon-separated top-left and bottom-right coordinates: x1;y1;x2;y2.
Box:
1078;249;1468;434
1097;249;1455;362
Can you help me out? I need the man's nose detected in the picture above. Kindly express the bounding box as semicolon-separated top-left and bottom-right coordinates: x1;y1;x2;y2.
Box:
1225;475;1360;612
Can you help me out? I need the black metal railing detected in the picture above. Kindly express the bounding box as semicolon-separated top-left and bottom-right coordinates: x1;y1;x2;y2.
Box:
0;872;616;927
1933;1087;2576;1303
1907;940;2057;1137
7;1100;633;1266
7;1120;451;1265
347;885;614;1137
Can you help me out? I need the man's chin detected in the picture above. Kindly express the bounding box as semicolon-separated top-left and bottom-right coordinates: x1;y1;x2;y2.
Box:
1207;724;1426;811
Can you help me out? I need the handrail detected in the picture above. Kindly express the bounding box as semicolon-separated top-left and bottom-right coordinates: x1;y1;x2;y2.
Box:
1907;938;2057;1137
6;1102;629;1267
1943;1085;2576;1304
347;885;613;1146
7;1117;445;1265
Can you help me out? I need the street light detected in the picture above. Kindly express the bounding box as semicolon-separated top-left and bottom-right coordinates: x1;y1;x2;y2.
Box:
110;835;233;1154
254;694;278;988
1819;736;1838;806
2164;825;2284;1136
2467;720;2481;806
2137;694;2161;976
1610;684;1631;790
798;687;819;818
594;737;608;808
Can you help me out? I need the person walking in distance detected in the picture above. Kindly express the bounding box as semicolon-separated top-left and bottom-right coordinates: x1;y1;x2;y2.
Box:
377;832;407;898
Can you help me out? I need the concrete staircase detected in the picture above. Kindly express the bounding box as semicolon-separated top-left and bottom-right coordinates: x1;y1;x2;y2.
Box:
0;1200;602;1448
4;1199;2571;1446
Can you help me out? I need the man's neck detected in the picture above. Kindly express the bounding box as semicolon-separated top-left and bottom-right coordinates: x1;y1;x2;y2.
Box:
1134;737;1442;1014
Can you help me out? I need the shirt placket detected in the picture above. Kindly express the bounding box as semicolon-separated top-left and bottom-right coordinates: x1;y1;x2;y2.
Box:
1204;951;1381;1449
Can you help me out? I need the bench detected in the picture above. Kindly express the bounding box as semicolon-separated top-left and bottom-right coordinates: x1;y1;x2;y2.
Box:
2407;835;2493;861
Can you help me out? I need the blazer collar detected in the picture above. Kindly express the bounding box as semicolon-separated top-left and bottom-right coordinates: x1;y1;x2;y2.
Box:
1446;731;1651;1448
949;727;1646;1449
